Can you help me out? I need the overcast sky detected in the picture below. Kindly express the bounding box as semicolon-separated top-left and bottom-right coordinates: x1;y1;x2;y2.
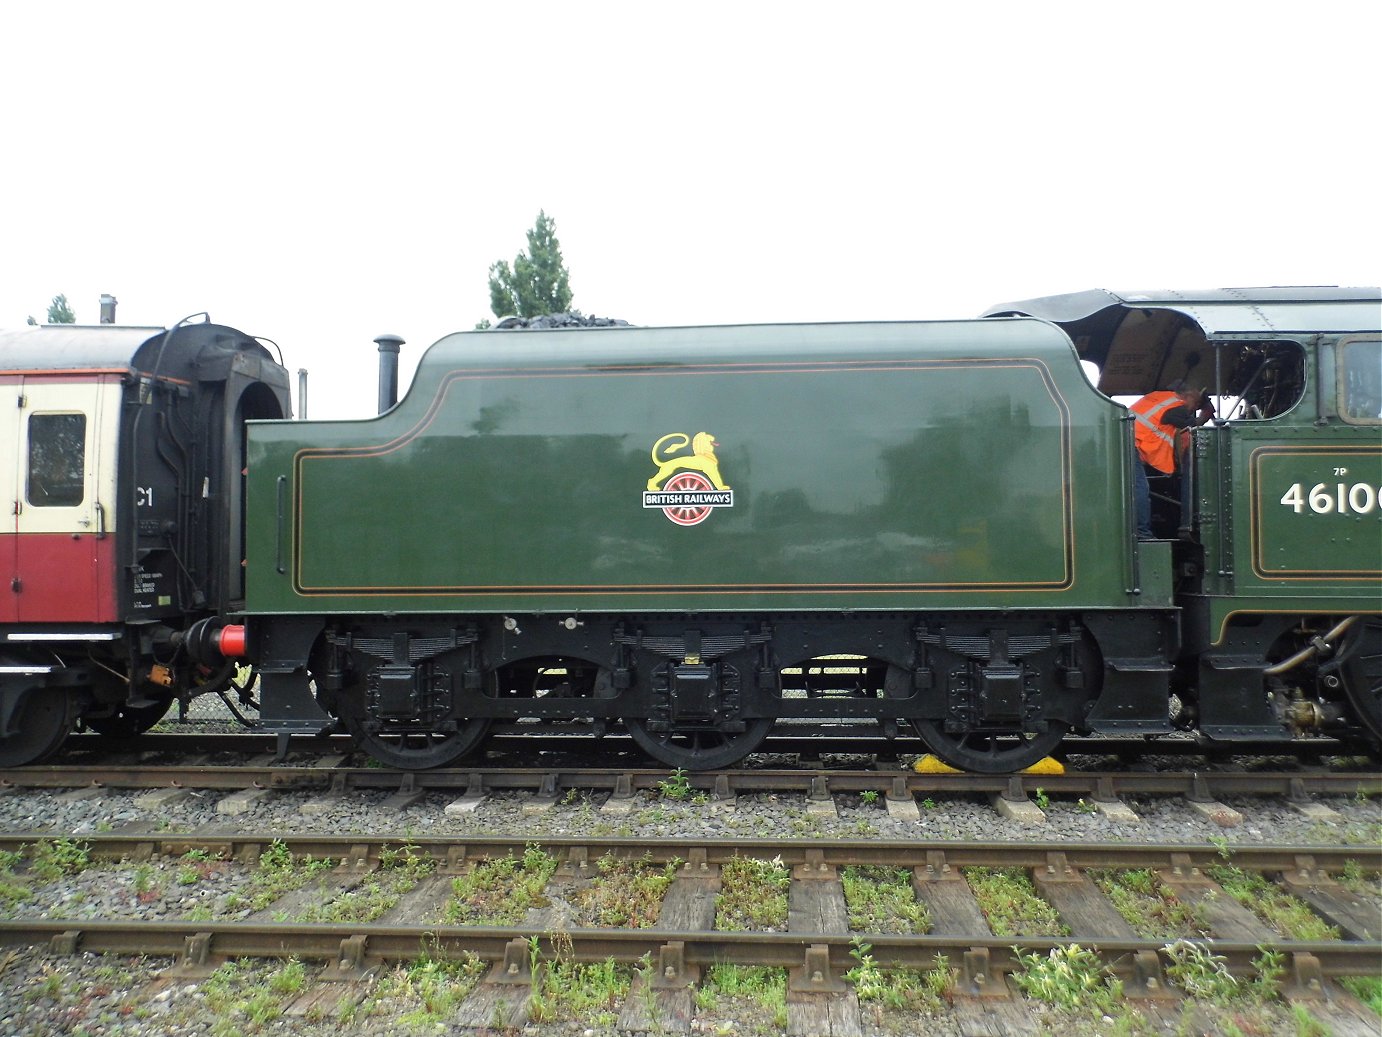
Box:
3;3;1377;418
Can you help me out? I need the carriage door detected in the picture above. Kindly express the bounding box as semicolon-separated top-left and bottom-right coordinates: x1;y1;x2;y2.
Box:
14;377;119;623
0;378;19;624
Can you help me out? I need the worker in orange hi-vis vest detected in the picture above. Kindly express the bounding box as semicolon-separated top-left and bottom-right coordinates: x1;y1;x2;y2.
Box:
1129;388;1214;540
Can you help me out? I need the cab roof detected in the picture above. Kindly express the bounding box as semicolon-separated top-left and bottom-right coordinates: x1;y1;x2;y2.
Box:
982;287;1381;396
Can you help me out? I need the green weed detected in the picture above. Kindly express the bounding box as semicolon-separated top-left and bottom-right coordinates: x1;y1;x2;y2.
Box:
1205;865;1339;941
29;838;92;881
529;954;631;1026
696;964;788;1028
1011;943;1122;1012
657;768;693;800
1341;974;1382;1016
219;841;335;916
377;954;486;1027
965;867;1068;937
570;852;679;928
444;843;557;925
715;857;790;931
1090;868;1208;939
1162;939;1240;1002
845;939;952;1013
841;866;931;934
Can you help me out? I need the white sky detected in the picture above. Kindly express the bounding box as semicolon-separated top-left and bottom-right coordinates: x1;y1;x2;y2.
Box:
3;2;1378;419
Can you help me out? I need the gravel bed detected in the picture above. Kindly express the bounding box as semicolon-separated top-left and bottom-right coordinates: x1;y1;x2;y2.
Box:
0;777;1377;847
0;769;1377;1037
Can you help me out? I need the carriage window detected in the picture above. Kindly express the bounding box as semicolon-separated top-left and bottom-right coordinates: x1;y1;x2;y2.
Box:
27;413;86;507
1339;338;1382;424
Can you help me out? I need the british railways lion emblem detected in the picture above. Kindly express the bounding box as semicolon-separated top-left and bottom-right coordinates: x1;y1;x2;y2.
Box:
643;432;734;526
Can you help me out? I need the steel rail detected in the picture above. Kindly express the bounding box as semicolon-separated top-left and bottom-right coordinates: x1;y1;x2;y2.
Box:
1;833;1377;873
1;919;1377;981
60;729;1363;760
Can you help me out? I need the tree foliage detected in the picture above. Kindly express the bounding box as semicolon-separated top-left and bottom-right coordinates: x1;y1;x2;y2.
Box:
487;211;573;320
46;294;76;324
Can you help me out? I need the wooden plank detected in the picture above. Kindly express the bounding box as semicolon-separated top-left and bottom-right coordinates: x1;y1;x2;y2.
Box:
451;982;530;1030
654;876;720;930
787;990;864;1036
616;972;694;1034
370;873;455;926
1160;876;1275;942
241;874;364;923
952;997;1040;1036
1280;880;1380;941
1298;991;1382;1037
788;878;849;934
1033;872;1137;939
914;870;991;938
785;880;860;1035
283;985;368;1019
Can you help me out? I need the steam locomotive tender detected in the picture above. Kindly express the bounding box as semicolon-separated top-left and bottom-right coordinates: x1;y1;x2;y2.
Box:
198;286;1380;773
0;321;291;765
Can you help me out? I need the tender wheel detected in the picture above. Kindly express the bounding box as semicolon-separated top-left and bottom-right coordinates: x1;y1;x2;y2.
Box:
343;714;491;770
84;697;173;738
0;683;76;767
911;718;1068;773
1337;617;1382;744
625;716;773;771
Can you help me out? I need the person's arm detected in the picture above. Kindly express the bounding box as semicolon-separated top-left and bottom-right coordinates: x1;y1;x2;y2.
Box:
1160;405;1199;429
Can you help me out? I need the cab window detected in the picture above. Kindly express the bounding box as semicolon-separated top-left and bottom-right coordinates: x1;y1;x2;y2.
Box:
27;412;86;506
1338;338;1382;424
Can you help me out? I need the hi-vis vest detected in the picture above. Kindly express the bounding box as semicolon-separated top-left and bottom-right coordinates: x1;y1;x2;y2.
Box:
1131;391;1188;474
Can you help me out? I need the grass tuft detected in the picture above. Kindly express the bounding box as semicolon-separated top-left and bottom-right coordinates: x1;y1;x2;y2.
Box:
964;867;1067;937
715;857;790;931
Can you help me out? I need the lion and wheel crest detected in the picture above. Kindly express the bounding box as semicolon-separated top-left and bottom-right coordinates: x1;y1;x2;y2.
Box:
642;431;734;526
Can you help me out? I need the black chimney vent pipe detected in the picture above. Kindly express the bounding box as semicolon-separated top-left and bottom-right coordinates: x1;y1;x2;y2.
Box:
374;334;404;413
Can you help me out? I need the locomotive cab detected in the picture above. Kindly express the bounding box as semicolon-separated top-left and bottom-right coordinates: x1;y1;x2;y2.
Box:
0;320;291;764
986;288;1382;748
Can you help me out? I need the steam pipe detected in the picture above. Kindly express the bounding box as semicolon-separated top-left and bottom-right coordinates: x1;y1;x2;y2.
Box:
1263;616;1358;676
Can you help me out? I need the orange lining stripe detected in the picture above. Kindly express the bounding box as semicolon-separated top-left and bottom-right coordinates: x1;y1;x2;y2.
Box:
287;357;1078;598
1248;445;1382;581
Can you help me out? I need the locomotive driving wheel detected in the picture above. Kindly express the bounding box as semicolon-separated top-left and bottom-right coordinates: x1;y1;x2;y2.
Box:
911;718;1068;774
625;716;774;771
343;714;491;770
1337;616;1382;744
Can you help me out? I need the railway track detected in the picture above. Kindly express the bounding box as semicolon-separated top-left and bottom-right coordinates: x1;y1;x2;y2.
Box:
4;761;1380;821
4;751;1377;1032
58;727;1375;764
0;835;1378;1035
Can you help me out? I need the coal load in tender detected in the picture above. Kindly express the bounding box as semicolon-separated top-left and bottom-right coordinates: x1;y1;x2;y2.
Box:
493;311;631;329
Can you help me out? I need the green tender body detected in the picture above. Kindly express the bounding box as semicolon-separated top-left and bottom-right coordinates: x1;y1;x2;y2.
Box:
245;319;1157;615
